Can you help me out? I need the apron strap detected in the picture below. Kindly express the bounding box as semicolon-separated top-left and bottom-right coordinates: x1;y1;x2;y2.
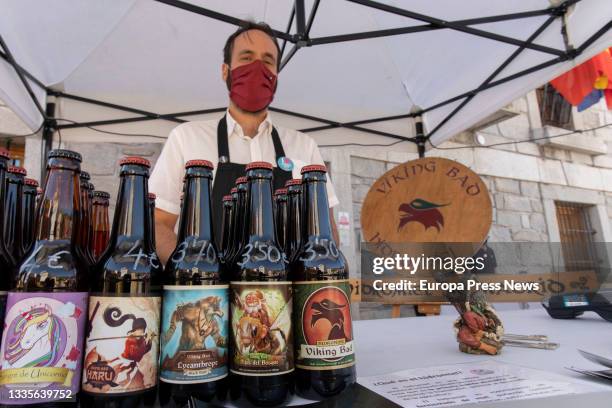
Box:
217;114;286;163
217;115;230;162
271;127;286;161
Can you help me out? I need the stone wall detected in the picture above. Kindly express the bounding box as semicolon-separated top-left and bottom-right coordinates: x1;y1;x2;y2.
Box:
62;141;163;217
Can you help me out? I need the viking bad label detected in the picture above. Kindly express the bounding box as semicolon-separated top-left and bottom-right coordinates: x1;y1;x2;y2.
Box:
0;292;87;404
160;286;229;383
230;282;293;375
294;280;355;370
82;296;161;394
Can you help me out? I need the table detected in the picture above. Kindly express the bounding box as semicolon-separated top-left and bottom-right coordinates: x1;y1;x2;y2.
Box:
353;306;612;407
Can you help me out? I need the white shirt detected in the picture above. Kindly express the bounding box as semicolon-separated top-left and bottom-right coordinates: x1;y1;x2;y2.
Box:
149;110;339;215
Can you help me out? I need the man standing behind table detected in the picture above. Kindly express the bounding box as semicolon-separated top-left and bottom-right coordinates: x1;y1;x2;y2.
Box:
149;22;339;265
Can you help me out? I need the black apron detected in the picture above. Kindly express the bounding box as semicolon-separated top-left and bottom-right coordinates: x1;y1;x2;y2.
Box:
211;115;292;246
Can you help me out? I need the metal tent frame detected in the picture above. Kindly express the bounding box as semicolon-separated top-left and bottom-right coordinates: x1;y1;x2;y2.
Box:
0;0;610;169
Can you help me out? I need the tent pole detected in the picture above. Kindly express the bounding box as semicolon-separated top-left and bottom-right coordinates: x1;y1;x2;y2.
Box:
0;34;46;118
41;102;56;181
415;115;425;158
426;13;558;140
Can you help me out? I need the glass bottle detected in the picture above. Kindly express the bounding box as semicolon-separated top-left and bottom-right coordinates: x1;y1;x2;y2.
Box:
4;166;26;264
220;194;235;263
230;162;293;407
160;160;228;406
90;191;110;262
22;177;39;255
292;165;356;399
273;188;288;254
285;179;302;263
0;149;89;407
81;157;162;407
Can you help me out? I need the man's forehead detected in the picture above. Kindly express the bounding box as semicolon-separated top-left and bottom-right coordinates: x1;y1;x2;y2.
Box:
233;29;277;54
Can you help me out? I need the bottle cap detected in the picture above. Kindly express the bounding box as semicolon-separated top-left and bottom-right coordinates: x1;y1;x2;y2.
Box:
48;149;82;162
79;171;90;181
230;187;238;194
222;195;233;201
185;159;214;169
93;191;110;199
285;179;302;187
119;156;150;167
7;166;27;176
148;192;156;200
300;164;327;174
235;176;247;184
0;149;9;160
25;178;39;187
245;161;273;171
87;182;95;191
274;188;288;196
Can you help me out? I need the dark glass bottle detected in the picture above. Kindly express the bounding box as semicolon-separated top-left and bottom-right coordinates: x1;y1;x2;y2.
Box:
230;162;293;407
292;165;356;399
228;177;248;269
220;194;234;262
147;192;157;250
285;179;302;263
22;177;39;255
77;171;95;267
4;166;26;264
90;191;110;262
273;188;288;254
160;160;228;407
81;157;162;408
0;149;11;349
0;149;88;407
87;181;96;263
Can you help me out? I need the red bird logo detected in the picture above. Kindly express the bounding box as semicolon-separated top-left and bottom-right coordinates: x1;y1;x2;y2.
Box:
398;198;447;232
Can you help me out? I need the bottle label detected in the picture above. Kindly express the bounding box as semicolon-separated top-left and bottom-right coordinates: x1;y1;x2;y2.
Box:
294;280;356;370
82;295;161;394
0;291;88;404
230;281;294;376
160;285;229;384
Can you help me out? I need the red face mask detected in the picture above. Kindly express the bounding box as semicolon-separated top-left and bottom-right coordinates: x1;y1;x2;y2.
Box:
229;60;277;112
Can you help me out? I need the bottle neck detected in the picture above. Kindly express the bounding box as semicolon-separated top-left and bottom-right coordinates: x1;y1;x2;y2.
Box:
288;190;302;251
92;202;110;231
235;187;248;249
221;201;234;252
36;166;81;242
303;177;333;239
111;172;149;247
247;177;276;241
177;175;214;242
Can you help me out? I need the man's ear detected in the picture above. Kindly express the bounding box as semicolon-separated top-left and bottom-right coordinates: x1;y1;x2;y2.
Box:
222;63;229;82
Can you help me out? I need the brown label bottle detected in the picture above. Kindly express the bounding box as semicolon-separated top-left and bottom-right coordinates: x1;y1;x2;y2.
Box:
230;162;293;406
292;165;356;399
81;157;162;407
0;149;89;407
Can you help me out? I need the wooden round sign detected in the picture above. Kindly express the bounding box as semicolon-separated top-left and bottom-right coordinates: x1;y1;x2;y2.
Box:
361;157;492;247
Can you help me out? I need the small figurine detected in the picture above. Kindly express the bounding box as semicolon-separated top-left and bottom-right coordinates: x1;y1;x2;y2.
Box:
438;272;504;355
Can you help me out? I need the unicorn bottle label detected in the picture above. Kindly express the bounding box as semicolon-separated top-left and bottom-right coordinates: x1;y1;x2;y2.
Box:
82;296;161;394
0;291;88;405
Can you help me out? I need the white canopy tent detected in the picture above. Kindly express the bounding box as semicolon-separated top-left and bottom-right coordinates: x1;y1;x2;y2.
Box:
0;0;611;166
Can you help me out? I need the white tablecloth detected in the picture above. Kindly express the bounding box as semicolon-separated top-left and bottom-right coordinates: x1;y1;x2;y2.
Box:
354;306;612;408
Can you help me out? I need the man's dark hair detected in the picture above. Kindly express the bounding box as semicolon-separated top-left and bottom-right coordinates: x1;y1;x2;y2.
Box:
223;21;281;70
